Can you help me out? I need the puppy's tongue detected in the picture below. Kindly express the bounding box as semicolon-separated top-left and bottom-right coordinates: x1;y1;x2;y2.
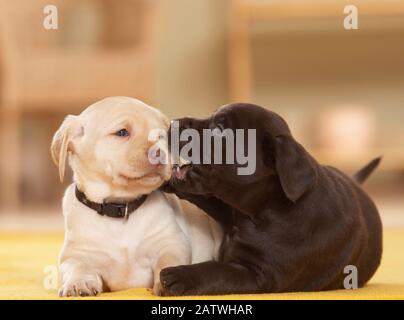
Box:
172;165;188;180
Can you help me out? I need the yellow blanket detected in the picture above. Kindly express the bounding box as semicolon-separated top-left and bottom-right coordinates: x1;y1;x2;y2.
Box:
1;230;403;300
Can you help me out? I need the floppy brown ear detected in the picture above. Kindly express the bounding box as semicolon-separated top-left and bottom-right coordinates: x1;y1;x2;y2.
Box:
50;115;77;183
274;135;317;202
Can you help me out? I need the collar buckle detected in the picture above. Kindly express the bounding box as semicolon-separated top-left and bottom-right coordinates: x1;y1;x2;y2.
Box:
124;203;129;220
100;202;127;218
75;186;147;219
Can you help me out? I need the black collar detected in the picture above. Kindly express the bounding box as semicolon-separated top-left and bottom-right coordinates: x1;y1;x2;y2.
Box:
75;187;148;219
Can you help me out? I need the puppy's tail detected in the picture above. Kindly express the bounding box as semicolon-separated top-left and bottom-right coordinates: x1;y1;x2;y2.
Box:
352;157;382;184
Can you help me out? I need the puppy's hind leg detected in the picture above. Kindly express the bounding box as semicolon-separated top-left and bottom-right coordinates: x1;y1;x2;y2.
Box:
160;261;263;296
59;259;104;297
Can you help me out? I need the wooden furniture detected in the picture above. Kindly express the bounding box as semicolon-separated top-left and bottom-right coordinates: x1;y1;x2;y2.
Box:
228;0;404;101
227;0;404;171
0;0;160;208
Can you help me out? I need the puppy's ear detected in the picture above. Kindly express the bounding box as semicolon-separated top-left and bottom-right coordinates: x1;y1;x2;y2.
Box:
50;115;79;183
274;135;317;202
158;111;171;129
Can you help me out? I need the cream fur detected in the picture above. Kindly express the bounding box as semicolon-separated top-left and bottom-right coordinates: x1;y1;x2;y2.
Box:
51;97;221;296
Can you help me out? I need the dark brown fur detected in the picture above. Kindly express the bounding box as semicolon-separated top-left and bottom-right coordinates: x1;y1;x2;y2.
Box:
160;103;382;295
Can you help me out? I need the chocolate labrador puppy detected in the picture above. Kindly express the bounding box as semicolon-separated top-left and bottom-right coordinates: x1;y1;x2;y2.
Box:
160;103;382;295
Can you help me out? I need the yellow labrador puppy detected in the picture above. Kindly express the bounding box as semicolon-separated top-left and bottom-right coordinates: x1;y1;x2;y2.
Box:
51;96;221;297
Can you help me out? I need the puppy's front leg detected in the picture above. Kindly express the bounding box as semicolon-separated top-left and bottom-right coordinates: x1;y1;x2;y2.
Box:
160;261;263;296
59;259;103;297
153;254;186;296
174;192;233;226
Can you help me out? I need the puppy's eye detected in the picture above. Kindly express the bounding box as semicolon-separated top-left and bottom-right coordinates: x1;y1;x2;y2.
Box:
212;123;227;138
215;123;226;131
115;129;130;137
213;122;228;134
216;123;225;131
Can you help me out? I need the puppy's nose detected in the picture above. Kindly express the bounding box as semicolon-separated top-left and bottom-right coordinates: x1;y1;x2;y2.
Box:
179;117;194;131
149;147;166;165
155;148;164;159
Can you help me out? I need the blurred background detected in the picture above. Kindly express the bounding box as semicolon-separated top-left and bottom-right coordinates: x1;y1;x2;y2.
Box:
0;0;403;230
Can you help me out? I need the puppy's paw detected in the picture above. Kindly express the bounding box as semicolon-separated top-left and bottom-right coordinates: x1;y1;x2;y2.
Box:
160;266;196;296
159;181;175;194
59;279;102;297
152;281;163;296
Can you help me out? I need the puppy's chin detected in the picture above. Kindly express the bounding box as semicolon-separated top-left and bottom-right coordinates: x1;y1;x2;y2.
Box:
121;163;171;185
169;165;211;196
139;175;166;189
120;172;162;187
172;164;191;181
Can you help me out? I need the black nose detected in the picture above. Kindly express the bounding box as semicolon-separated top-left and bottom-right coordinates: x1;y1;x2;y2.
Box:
167;118;195;150
167;117;205;152
178;117;194;131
